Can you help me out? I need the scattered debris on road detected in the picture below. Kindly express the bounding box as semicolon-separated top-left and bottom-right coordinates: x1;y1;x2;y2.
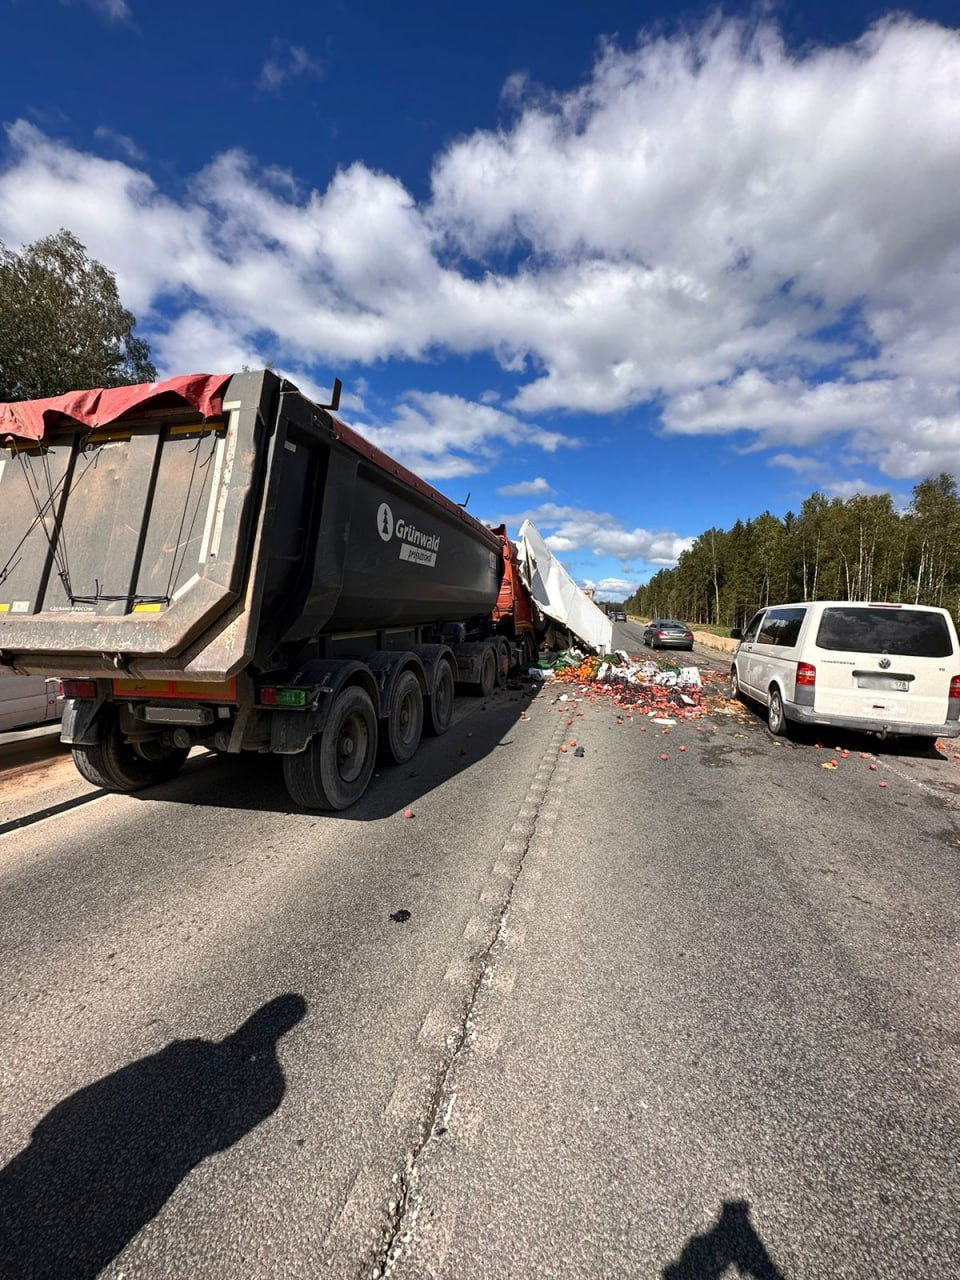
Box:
529;648;738;722
526;646;960;773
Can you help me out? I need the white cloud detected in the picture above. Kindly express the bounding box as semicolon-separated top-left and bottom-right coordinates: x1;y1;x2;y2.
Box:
350;395;579;481
768;453;822;473
497;476;554;496
583;576;637;602
152;315;346;409
92;126;143;161
2;15;960;481
258;39;325;93
504;502;694;567
429;14;960;451
153;312;264;375
663;372;960;479
822;479;891;499
867;416;960;480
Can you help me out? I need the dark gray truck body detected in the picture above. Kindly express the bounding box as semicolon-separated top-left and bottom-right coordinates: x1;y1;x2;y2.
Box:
0;370;505;807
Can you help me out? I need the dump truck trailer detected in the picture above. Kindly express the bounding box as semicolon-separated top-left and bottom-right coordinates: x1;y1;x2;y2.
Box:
0;370;516;809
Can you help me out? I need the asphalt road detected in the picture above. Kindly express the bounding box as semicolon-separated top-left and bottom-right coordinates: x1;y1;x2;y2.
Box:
1;642;958;1279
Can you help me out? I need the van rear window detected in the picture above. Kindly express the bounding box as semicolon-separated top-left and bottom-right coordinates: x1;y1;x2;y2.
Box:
815;607;953;657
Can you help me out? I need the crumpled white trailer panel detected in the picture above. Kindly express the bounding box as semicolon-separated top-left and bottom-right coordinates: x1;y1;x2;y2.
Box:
517;520;614;654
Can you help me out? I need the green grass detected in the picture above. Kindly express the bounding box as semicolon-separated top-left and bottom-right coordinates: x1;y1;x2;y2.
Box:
690;622;735;638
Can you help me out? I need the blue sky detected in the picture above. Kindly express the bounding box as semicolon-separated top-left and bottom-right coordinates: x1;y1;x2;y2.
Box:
3;1;960;600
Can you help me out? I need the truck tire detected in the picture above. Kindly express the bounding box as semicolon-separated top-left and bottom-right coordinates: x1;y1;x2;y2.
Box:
71;713;188;792
425;659;455;736
283;685;377;810
495;637;509;687
478;644;497;698
381;670;423;764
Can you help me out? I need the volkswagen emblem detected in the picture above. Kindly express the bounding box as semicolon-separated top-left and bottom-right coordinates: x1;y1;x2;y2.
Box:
879;657;891;669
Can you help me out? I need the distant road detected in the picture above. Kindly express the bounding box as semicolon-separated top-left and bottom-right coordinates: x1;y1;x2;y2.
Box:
615;616;733;671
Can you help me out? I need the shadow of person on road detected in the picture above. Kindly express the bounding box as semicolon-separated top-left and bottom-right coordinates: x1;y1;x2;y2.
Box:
663;1199;787;1279
0;993;307;1280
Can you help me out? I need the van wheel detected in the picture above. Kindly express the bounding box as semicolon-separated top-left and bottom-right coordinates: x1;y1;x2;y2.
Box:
730;667;744;701
72;712;188;792
767;688;790;738
283;685;377;810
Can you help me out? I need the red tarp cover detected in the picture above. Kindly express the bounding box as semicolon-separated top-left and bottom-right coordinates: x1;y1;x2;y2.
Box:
0;373;232;442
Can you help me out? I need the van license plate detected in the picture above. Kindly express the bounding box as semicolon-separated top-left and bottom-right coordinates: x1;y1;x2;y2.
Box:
857;675;909;692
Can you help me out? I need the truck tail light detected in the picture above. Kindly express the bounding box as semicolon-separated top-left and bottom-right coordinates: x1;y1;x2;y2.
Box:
949;675;960;699
796;662;816;687
258;686;309;708
58;679;97;699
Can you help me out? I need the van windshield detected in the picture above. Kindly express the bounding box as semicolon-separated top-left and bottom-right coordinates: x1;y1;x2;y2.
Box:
816;607;953;657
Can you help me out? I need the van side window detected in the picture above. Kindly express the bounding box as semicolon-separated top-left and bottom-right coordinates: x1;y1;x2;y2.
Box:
742;613;764;644
758;607;806;647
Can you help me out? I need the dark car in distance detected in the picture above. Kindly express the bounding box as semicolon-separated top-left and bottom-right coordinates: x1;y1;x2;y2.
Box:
642;619;695;650
611;609;627;622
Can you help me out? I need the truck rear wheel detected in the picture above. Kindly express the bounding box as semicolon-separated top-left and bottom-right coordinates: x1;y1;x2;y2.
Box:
495;638;509;687
283;685;377;810
382;670;423;764
478;644;497;698
425;660;455;736
72;713;189;792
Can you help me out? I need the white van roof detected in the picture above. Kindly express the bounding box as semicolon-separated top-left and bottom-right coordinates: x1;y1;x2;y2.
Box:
764;601;951;611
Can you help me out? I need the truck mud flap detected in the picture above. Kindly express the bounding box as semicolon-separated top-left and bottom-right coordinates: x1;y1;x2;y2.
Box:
60;695;110;746
270;706;330;755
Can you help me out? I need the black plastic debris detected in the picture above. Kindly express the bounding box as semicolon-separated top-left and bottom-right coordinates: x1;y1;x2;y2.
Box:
390;909;412;923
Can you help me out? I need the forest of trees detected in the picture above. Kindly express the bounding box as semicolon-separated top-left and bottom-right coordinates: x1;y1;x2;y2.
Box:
626;476;960;629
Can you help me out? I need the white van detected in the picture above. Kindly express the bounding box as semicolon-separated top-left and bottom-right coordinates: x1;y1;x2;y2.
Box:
0;674;63;734
730;601;960;742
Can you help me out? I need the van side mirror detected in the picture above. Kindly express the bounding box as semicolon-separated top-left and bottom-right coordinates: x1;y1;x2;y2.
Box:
730;627;743;640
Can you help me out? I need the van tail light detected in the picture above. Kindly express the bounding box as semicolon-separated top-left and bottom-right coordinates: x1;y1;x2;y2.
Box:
58;679;97;699
796;662;816;687
949;675;960;699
